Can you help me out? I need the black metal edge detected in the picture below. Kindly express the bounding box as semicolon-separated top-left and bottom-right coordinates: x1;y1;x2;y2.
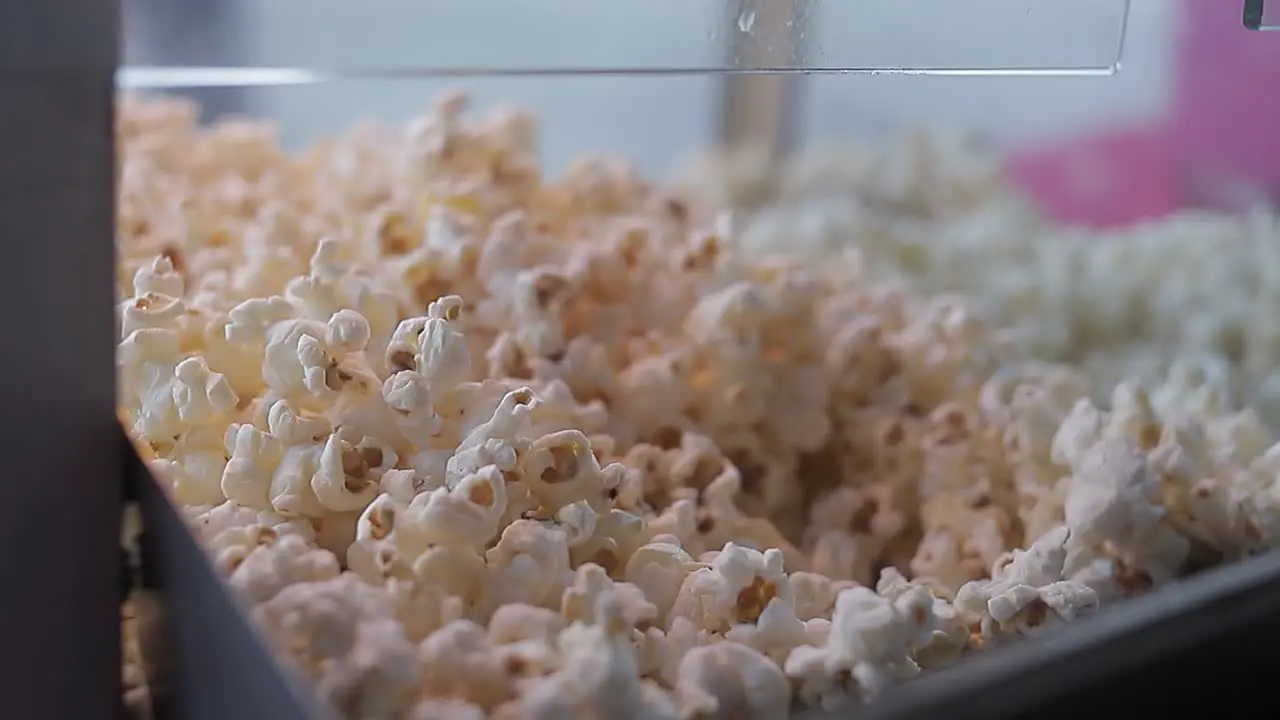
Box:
0;2;122;718
1245;0;1267;30
129;437;330;720
830;549;1280;719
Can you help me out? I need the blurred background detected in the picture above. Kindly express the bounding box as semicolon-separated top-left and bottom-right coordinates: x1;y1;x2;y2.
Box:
123;0;1278;227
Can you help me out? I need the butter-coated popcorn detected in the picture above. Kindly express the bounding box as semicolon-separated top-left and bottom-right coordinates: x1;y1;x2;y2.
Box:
116;93;1280;719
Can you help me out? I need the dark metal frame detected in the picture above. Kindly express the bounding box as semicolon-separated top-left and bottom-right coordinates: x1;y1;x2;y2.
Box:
1245;0;1268;30
4;2;1280;719
0;2;122;718
0;3;317;719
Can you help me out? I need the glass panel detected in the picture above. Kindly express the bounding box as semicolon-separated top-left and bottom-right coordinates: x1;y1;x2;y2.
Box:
114;2;1280;719
119;0;1131;86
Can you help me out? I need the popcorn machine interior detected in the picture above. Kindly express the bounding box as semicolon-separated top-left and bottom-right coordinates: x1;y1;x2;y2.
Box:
12;1;1280;718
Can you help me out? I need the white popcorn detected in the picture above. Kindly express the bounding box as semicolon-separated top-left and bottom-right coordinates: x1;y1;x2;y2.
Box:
410;698;486;720
153;427;231;506
120;328;229;443
227;534;341;604
382;370;442;440
412;544;489;607
669;543;791;633
675;642;791;720
520;595;677;720
262;310;373;405
120;289;187;340
723;597;809;663
120;94;1280;720
521;428;606;514
259;402;331;518
418;302;474;390
222;423;282;509
1061;437;1190;585
562;563;656;630
788;571;839;621
484;520;573;610
132;253;185;298
311;434;384;512
355;493;424;559
253;573;396;676
423;465;508;547
386;578;465;643
955;528;1099;642
418;619;514;710
379;468;429;504
225;295;296;347
624;541;704;624
314;618;421;720
488;603;565;646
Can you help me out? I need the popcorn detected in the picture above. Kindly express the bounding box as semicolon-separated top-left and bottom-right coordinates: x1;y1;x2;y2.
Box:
418;619;514;710
669;542;791;633
955;528;1100;643
518;595;678;720
310;434;386;512
784;584;936;707
117;92;1280;720
228;534;342;605
675;643;791;720
313;617;421;720
120;328;237;445
152;427;233;506
562;563;656;630
222;423;282;509
521;428;606;513
410;698;486;720
1061;436;1190;587
262;310;375;407
485;519;573;611
488;603;565;646
624;540;704;624
405;465;509;552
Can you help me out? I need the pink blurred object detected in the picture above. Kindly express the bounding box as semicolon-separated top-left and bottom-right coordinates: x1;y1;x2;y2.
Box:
1009;0;1280;228
1170;0;1280;200
1006;127;1181;229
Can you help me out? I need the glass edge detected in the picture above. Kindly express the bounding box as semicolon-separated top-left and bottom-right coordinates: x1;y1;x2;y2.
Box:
115;64;1124;90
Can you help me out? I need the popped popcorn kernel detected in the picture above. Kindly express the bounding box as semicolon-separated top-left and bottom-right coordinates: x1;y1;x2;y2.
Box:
117;91;1280;720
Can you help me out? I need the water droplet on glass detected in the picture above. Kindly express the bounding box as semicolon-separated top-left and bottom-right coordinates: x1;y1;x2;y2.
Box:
738;10;757;33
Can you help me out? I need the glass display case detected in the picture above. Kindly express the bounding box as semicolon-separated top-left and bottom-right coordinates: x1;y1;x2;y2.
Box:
7;1;1280;719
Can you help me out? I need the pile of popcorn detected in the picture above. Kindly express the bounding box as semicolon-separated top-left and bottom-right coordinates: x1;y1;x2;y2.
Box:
700;138;1280;424
116;92;1280;719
